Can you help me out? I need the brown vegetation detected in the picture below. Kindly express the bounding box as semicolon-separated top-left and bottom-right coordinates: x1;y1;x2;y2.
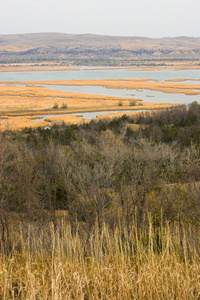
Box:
1;62;200;72
1;221;199;299
3;79;199;95
0;81;182;130
0;66;79;72
1;105;200;298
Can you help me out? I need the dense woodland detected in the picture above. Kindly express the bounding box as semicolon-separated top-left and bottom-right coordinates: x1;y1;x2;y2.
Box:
1;102;200;298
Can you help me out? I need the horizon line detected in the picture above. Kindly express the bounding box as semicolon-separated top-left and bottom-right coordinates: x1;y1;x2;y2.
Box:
0;32;200;39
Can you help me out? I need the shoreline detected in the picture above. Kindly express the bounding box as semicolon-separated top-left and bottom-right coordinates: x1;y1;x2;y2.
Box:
1;61;200;72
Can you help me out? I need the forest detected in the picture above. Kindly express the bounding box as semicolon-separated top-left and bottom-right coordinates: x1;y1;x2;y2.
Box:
1;102;200;299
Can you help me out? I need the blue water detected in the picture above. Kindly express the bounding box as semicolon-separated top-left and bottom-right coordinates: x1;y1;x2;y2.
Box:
32;109;149;122
1;68;200;81
42;84;200;105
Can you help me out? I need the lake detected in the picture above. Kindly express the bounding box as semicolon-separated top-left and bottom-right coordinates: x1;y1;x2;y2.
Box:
1;68;200;81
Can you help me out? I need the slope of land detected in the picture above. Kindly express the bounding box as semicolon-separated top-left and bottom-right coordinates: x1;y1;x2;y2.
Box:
1;33;200;64
1;105;200;299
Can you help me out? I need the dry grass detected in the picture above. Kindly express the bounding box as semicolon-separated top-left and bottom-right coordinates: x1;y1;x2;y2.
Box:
0;66;78;72
95;107;166;121
0;82;180;130
3;79;199;95
165;78;200;82
0;103;175;131
0;101;176;131
1;220;200;299
43;114;84;126
139;65;200;71
0;116;48;131
2;69;196;131
0;85;142;110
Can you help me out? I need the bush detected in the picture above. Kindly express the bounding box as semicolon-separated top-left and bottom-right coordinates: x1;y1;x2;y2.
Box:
129;100;136;106
61;103;68;109
53;103;59;109
118;100;123;106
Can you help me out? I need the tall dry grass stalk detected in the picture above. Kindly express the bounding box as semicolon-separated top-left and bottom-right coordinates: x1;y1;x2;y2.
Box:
1;219;200;299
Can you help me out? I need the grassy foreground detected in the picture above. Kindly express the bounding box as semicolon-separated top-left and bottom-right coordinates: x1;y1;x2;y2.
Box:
1;220;200;299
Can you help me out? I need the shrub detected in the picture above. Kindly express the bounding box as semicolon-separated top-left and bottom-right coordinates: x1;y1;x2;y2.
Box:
118;100;123;106
61;103;68;109
53;103;59;109
129;100;136;106
189;101;199;107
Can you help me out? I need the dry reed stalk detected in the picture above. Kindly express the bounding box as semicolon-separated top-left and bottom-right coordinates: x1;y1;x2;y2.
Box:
1;219;200;299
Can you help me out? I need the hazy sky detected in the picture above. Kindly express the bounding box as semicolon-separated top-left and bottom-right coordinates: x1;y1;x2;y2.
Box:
0;0;199;37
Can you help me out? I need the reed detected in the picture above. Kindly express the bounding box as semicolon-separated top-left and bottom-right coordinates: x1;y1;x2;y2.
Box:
1;219;199;299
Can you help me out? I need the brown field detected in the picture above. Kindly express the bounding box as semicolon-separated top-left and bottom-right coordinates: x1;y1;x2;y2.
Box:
1;76;197;130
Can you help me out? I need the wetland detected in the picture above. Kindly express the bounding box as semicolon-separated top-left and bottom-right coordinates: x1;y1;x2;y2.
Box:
1;66;200;130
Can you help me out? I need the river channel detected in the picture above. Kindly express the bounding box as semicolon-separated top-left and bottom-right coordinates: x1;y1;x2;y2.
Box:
32;109;149;122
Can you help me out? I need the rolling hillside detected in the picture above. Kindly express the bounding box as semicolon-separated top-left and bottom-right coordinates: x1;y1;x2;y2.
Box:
0;33;200;64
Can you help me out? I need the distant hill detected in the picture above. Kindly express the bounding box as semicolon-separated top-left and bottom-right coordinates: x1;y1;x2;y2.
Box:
0;33;200;65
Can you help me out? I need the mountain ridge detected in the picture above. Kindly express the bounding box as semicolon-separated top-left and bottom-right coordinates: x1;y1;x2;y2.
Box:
1;33;200;64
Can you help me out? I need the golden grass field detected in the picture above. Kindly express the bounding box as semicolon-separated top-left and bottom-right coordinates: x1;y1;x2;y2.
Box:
19;79;199;95
1;220;200;299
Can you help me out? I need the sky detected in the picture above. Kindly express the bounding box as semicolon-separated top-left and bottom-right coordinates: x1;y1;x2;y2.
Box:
0;0;199;37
